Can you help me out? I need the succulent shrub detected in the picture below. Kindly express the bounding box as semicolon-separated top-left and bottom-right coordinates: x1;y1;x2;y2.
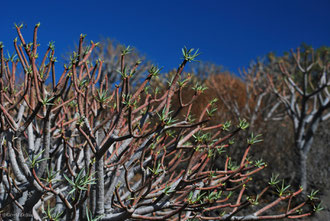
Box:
0;24;321;221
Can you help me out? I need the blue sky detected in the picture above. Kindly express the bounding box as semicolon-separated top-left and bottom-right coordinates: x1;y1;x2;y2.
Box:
1;0;330;75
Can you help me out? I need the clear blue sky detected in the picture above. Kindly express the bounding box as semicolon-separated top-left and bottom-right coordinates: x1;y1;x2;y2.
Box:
1;0;329;74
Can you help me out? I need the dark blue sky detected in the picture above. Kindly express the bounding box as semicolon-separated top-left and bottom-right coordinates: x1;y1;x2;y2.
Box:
1;0;330;74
